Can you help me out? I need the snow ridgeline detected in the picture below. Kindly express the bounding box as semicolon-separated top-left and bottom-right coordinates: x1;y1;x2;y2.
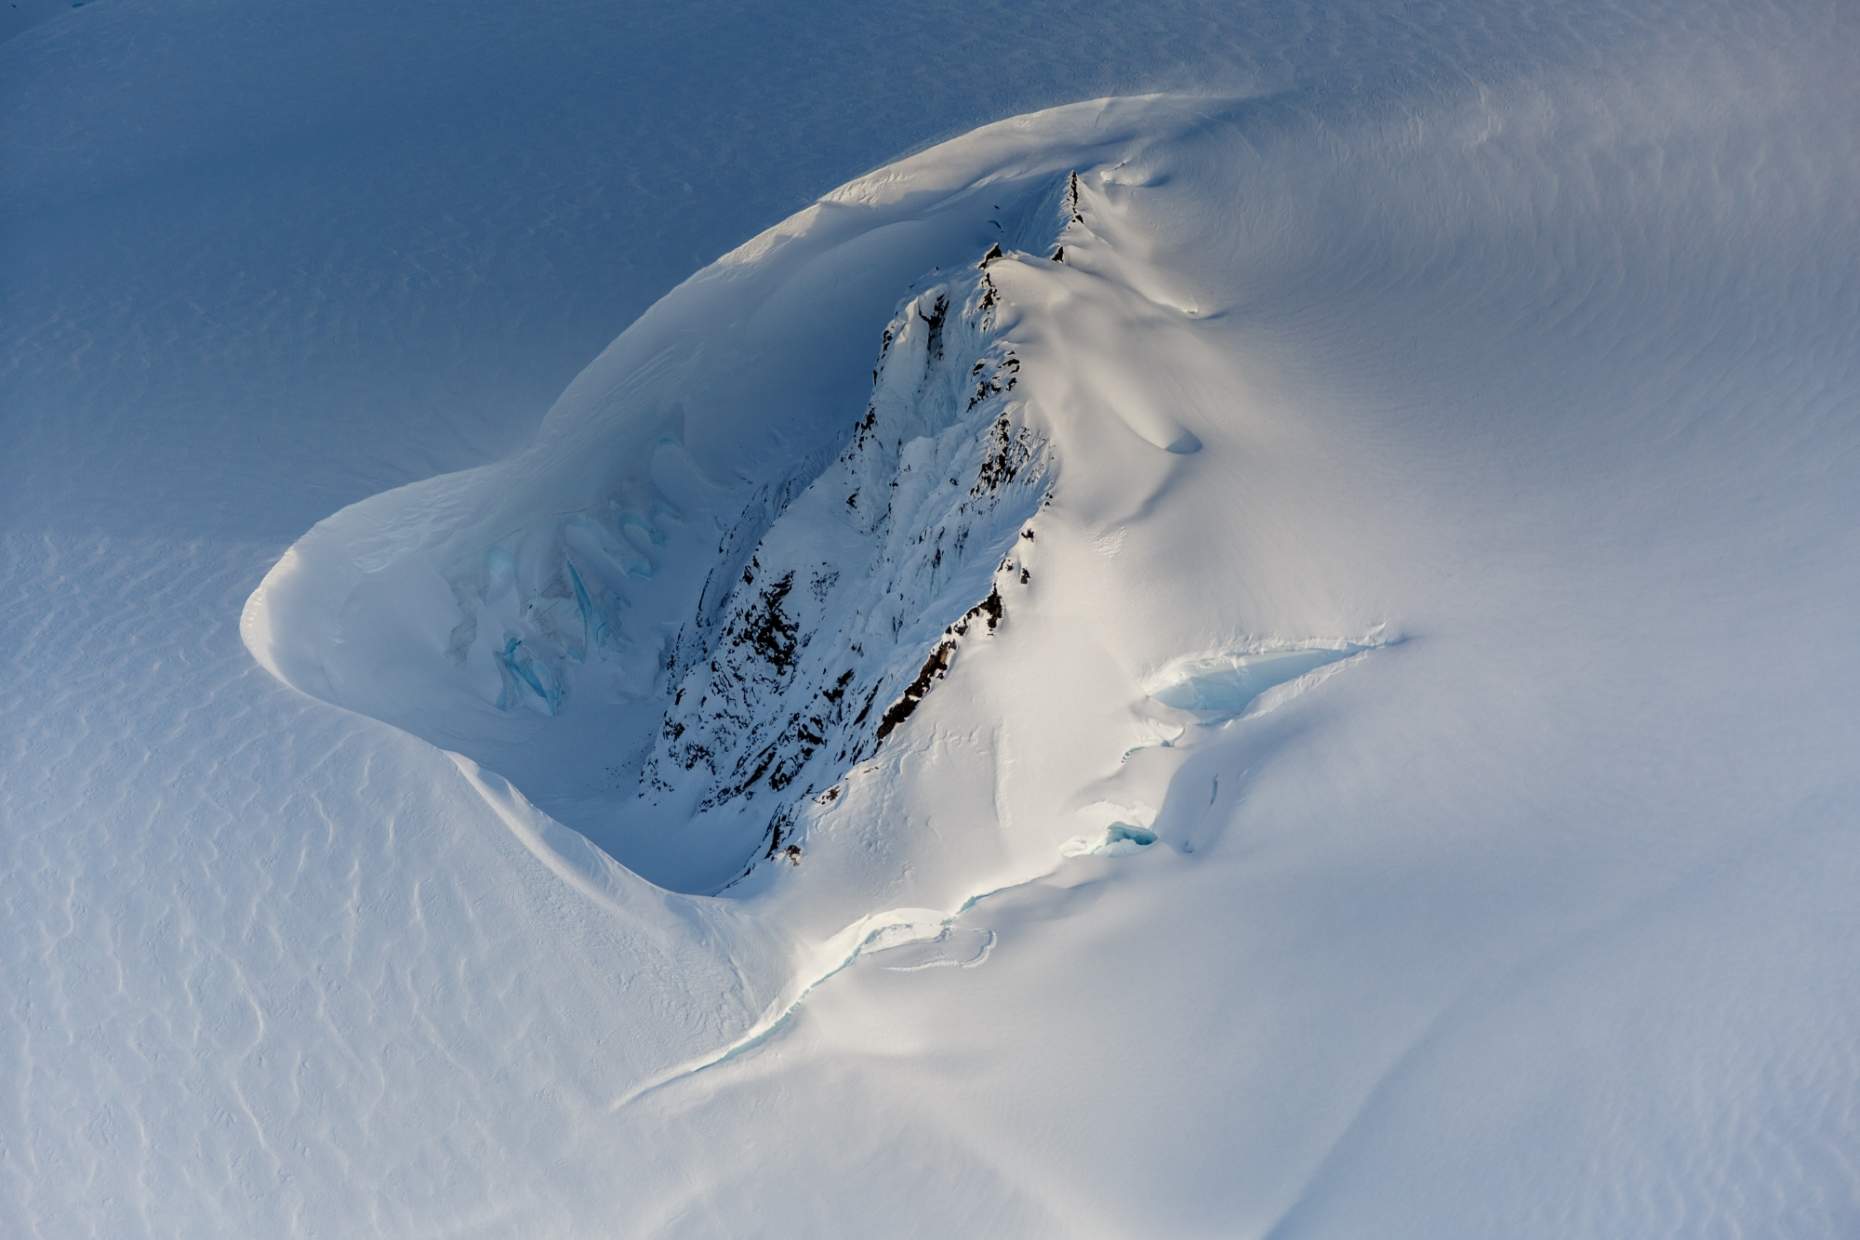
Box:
241;115;1169;897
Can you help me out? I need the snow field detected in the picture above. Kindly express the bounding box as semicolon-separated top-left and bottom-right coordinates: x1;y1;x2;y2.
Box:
6;0;1858;1234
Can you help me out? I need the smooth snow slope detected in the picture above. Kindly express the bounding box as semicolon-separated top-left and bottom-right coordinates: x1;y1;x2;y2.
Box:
7;2;1860;1238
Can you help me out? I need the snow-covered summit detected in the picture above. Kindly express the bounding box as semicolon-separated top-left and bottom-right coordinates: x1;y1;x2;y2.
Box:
242;96;1217;902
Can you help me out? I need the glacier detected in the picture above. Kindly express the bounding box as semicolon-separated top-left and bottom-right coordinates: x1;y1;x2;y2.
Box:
6;0;1860;1236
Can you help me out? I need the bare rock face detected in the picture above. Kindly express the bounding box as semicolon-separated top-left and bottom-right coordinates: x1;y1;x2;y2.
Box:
641;252;1051;870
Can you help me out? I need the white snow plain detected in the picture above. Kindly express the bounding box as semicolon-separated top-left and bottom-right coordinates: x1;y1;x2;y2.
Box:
7;1;1860;1236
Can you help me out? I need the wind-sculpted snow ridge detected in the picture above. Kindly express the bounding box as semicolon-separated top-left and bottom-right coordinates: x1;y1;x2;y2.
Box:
241;90;1405;1022
242;95;1227;904
241;95;1413;1173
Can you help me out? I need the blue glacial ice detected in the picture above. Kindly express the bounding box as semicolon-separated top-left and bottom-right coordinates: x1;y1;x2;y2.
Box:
1147;646;1366;723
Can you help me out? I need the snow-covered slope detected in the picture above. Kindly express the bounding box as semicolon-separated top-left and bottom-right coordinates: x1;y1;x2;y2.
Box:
237;110;1139;898
8;1;1860;1236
